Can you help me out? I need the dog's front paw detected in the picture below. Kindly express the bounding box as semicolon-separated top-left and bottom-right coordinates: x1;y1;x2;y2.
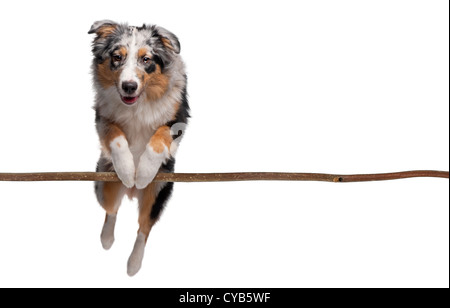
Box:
135;145;165;189
111;137;136;188
113;155;135;188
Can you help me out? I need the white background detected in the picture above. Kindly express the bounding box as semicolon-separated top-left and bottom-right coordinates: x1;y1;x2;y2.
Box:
0;0;448;287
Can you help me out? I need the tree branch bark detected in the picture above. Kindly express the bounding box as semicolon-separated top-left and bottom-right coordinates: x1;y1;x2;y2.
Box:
0;170;448;183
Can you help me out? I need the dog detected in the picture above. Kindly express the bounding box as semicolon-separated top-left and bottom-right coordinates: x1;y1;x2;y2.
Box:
89;20;189;276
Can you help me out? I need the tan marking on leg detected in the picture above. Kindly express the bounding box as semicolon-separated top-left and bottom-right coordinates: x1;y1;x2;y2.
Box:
101;181;124;214
149;126;172;154
138;182;158;240
101;123;126;153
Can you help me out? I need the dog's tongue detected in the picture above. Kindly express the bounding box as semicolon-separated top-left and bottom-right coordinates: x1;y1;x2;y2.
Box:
122;96;138;105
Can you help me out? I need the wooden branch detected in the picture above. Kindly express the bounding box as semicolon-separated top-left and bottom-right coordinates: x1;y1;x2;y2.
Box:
0;170;448;183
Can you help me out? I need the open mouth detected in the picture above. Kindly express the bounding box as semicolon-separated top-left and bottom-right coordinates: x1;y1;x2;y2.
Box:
121;95;139;105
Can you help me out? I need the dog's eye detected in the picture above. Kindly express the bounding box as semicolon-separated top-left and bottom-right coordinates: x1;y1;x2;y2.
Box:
113;55;122;62
142;56;151;64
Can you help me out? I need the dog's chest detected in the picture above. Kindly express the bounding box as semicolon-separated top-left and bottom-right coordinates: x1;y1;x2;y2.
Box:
97;86;178;162
122;119;155;164
115;99;176;163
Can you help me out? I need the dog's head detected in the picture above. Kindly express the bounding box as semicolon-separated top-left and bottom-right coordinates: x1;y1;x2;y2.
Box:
89;20;180;106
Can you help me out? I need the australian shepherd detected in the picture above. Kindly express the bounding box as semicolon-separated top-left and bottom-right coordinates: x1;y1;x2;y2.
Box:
89;20;189;276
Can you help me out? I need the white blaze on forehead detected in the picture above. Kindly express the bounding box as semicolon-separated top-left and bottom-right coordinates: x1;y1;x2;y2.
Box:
120;27;139;84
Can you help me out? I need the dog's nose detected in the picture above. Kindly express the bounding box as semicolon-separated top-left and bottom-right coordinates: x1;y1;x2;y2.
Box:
122;81;138;95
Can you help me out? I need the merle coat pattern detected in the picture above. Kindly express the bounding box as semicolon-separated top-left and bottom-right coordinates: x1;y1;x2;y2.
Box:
89;20;189;276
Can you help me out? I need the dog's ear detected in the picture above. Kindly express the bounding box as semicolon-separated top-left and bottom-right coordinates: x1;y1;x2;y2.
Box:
155;26;180;54
89;20;119;61
88;20;118;37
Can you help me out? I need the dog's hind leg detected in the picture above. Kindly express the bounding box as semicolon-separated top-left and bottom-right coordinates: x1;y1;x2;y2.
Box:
127;181;174;276
96;180;127;250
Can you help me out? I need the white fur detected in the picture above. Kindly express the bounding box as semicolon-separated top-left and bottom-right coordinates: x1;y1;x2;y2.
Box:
135;144;169;189
119;27;139;92
169;122;188;156
101;214;117;250
127;232;146;276
110;136;135;188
